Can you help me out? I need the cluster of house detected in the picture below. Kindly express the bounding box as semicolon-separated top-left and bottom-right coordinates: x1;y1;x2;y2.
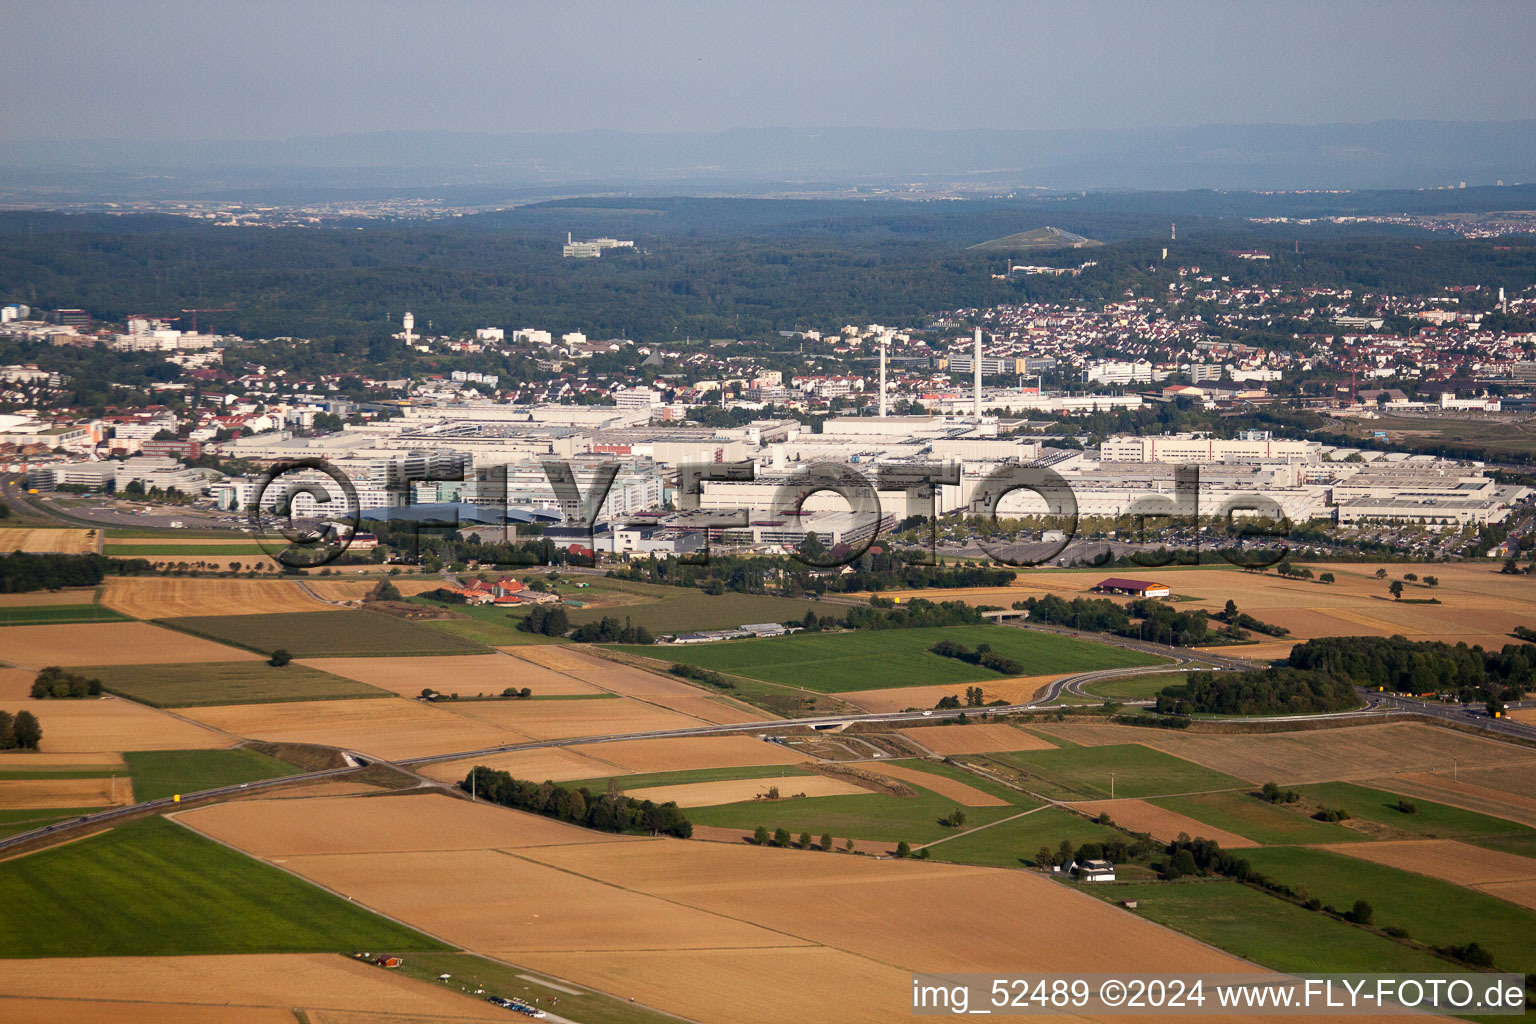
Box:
432;576;564;607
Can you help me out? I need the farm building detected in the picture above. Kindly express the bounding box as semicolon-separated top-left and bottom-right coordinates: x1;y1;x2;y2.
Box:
1092;577;1171;599
1074;859;1117;883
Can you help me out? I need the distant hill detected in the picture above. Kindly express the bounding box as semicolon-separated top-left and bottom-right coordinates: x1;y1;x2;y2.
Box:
968;226;1101;252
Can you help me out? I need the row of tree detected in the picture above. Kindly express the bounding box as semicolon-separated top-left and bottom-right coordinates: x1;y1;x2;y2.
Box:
461;766;691;837
0;552;160;593
30;667;102;699
928;639;1024;676
0;710;42;750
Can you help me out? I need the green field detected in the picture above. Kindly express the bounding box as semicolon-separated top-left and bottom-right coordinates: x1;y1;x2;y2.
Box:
926;807;1120;868
0;807;99;839
1104;880;1456;973
410;599;569;646
614;625;1161;693
0;604;130;626
685;768;1028;844
1295;782;1534;840
1150;791;1367;846
1240;846;1536;972
104;543;269;556
85;660;391;707
563;582;824;634
160;610;490;657
123;749;303;801
0;816;451;957
1081;672;1192;701
991;743;1246;801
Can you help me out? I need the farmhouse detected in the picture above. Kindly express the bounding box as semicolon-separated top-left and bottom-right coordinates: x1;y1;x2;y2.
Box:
1092;577;1171;599
1075;859;1117;883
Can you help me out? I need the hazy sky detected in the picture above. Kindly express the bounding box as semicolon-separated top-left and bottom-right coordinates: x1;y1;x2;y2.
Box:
4;0;1533;141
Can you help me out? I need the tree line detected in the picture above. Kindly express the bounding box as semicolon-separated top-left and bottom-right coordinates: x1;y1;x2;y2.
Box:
30;667;102;699
461;766;691;838
0;710;42;750
0;552;159;593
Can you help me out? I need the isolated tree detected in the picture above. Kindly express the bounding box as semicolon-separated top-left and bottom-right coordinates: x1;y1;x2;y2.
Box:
1058;839;1075;865
895;840;912;859
772;826;791;848
1423;575;1438;588
1319;572;1335;584
269;648;292;667
1375;568;1389;579
844;837;856;853
1403;572;1418;583
1389;580;1404;601
1347;900;1374;925
1223;599;1238;619
1036;845;1055;869
420;687;435;699
12;710;41;750
820;832;833;851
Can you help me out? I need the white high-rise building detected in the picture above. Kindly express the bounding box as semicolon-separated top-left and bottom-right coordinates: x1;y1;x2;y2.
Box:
402;312;416;344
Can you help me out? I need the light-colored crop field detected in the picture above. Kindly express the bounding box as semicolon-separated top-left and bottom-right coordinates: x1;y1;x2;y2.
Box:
0;953;507;1023
0;589;98;607
0;621;260;669
841;674;1059;713
27;697;229;754
301;652;605;697
302;578;446;602
0;752;123;769
182;793;1293;1024
1071;797;1258;847
0;777;129;810
100;577;331;619
623;775;871;807
177;697;515;760
1319;839;1536;905
1028;720;1532;786
897;722;1056;756
856;761;1009;806
417;734;811;784
0;668;35;701
0;528;95;554
501;646;766;724
437;696;714;740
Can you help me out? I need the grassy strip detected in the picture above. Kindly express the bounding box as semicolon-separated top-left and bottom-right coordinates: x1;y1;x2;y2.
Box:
159;610;489;657
1149;791;1367;846
123;749;303;802
925;807;1117;868
0;816;452;956
0;604;131;626
1295;781;1536;840
85;660;392;707
990;743;1247;801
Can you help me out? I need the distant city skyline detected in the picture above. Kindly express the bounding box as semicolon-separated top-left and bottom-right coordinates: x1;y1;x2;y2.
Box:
2;0;1533;142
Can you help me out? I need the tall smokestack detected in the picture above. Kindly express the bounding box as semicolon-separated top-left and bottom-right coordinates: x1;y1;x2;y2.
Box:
878;339;888;417
973;326;983;419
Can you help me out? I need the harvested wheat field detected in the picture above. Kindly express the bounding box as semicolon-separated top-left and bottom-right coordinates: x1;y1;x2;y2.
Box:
1029;721;1529;785
178;698;516;760
624;774;872;807
186;793;1340;1024
1322;838;1536;886
0;954;508;1023
501;647;767;723
30;698;228;753
1072;797;1258;847
301;653;604;697
418;734;812;785
0;621;259;669
842;675;1059;713
858;761;1009;806
435;695;710;740
1471;880;1536;912
0;528;95;554
178;793;637;858
897;722;1057;756
0;751;123;769
101;577;331;619
0;669;35;700
0;589;98;607
304;578;446;602
1367;772;1536;828
0;777;129;809
1512;707;1536;726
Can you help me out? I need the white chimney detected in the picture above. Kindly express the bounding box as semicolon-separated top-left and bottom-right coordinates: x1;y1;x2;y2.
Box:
878;338;888;417
973;326;983;419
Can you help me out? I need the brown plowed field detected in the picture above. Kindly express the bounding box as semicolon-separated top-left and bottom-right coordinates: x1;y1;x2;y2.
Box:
0;954;509;1022
858;761;1009;806
624;775;871;807
843;675;1059;713
176;793;638;858
29;698;228;753
101;577;331;618
1072;797;1258;847
1028;721;1529;785
897;722;1057;755
0;528;95;554
0;777;128;809
300;653;605;697
1364;772;1536;828
0;622;260;668
178;698;516;760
